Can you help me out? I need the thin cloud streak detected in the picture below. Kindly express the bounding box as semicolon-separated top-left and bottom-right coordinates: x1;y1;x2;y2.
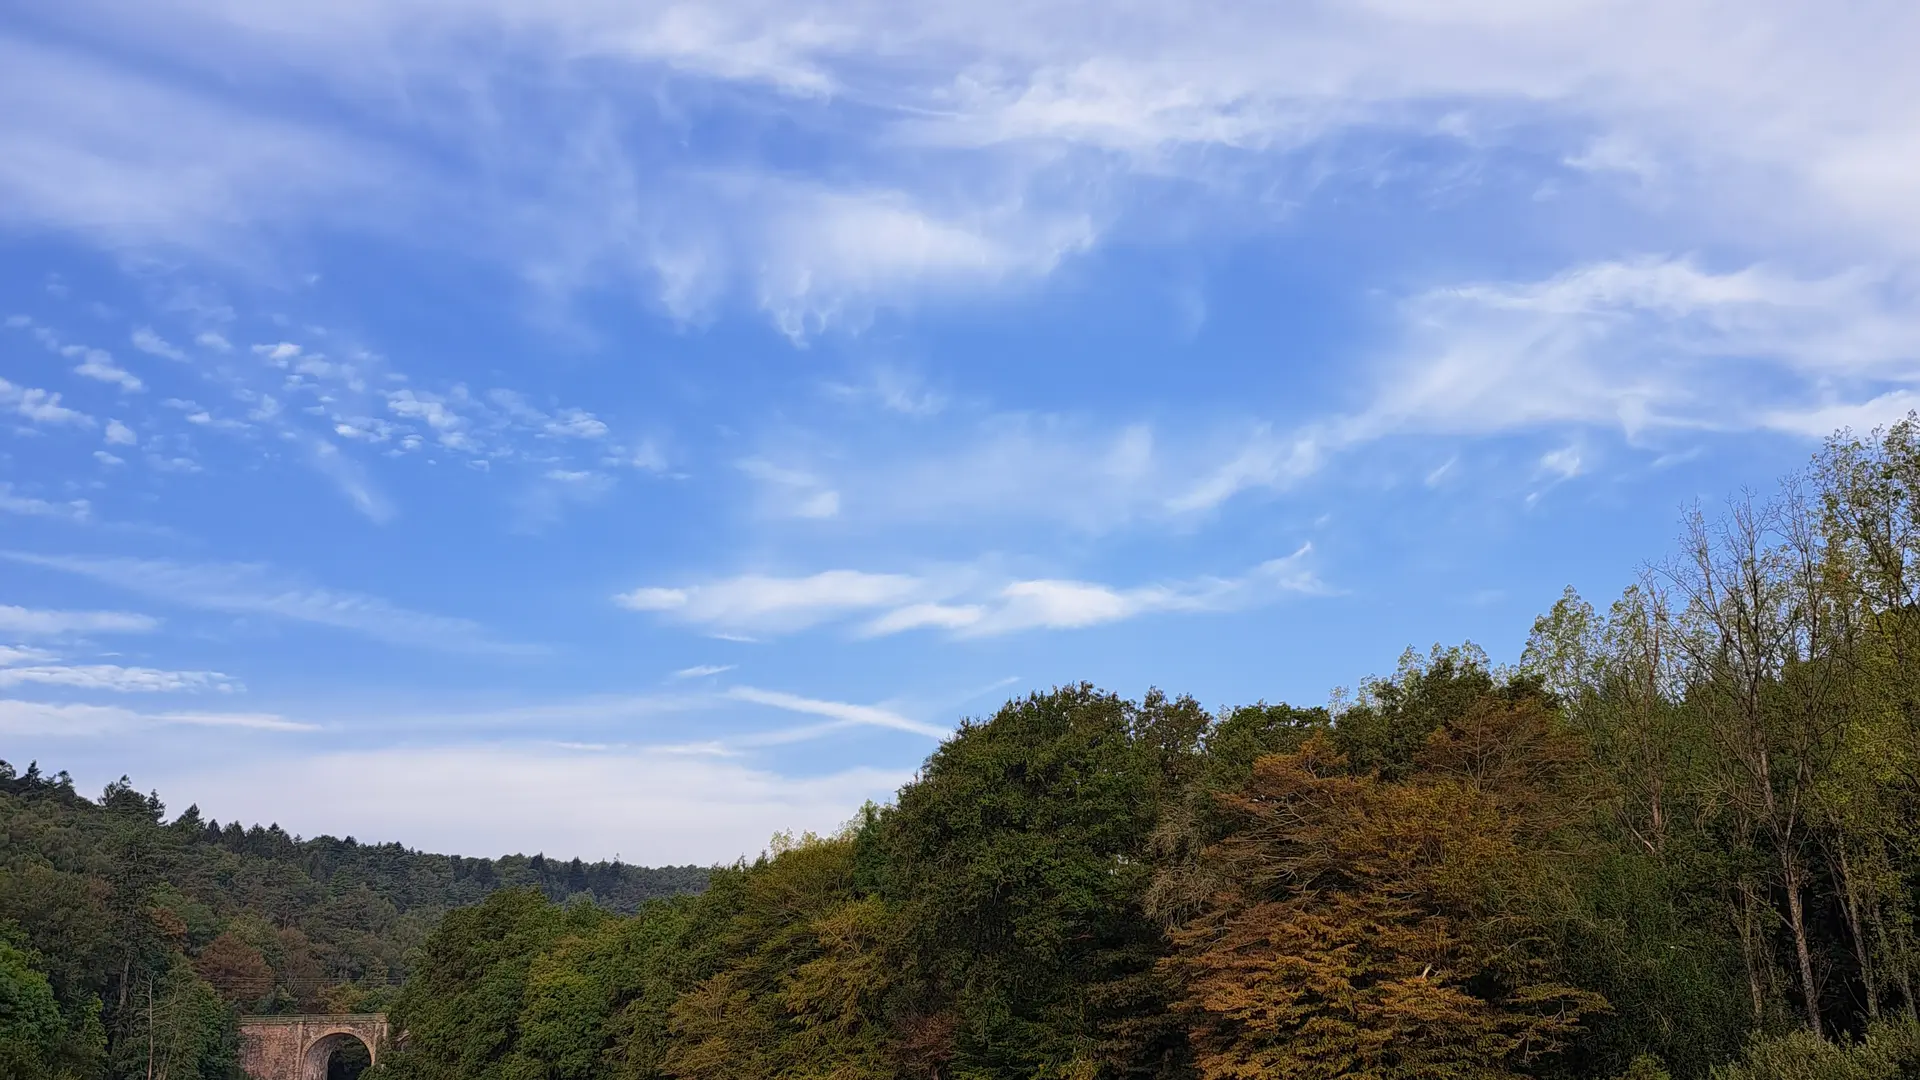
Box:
2;552;530;654
622;547;1332;640
0;604;158;636
0;664;240;694
0;698;315;736
724;686;949;739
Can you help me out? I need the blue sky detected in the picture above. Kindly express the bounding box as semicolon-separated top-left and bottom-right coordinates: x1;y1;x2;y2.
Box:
4;1;1919;863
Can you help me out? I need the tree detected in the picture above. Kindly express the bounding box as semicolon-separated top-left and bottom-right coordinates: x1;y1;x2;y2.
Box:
663;835;900;1080
1667;493;1849;1035
1166;700;1604;1080
871;684;1204;1079
378;889;575;1080
0;938;98;1080
193;934;273;1010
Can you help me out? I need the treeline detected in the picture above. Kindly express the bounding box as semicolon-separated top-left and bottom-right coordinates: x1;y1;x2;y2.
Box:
0;765;708;1080
370;420;1920;1080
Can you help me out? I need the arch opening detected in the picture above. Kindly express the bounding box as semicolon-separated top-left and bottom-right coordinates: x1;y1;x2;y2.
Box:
302;1032;373;1080
326;1037;370;1080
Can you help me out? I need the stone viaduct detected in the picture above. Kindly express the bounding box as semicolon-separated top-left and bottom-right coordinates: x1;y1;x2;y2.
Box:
238;1014;388;1080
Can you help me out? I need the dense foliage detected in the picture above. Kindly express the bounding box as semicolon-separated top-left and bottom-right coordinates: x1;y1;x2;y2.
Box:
0;766;707;1080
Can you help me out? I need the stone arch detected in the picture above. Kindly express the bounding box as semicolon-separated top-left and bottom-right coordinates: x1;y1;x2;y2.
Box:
302;1028;375;1080
238;1014;388;1080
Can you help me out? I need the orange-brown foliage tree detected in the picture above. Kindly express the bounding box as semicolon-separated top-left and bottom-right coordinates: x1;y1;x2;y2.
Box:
192;932;273;1008
1166;696;1604;1080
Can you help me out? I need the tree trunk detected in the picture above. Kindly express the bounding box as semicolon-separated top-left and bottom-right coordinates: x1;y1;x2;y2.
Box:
146;971;156;1080
1784;854;1824;1036
1834;839;1881;1020
1735;882;1768;1024
1884;914;1920;1021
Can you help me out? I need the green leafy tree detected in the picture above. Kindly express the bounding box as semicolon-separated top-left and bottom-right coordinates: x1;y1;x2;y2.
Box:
871;684;1204;1079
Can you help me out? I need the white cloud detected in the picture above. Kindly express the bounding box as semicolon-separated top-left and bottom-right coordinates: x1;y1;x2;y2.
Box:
387;388;472;449
309;438;394;523
1539;445;1584;481
0;664;240;693
0;604;157;636
544;408;608;439
725;686;948;738
0;699;134;736
743;184;1094;338
71;348;143;392
1170;429;1325;515
735;457;844;520
1374;258;1920;435
7;0;1918;523
195;331;232;352
513;469;615;531
131;327;188;361
104;419;137;445
18;0;1920;318
156;711;318;731
154;745;909;862
0;484;91;522
795;490;840;519
787;417;1179;532
893;545;1330;636
618;439;669;473
617;570;923;633
1758;391;1920;440
860;602;985;635
0;698;313;736
0;377;93;427
672;664;736;679
623;547;1329;639
147;453;203;474
823;366;946;417
0;35;405;257
1163;257;1920;511
0;646;58;666
3;553;522;653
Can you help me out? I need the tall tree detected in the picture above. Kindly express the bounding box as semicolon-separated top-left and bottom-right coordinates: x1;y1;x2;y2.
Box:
1165;695;1603;1080
871;685;1205;1079
1668;492;1858;1036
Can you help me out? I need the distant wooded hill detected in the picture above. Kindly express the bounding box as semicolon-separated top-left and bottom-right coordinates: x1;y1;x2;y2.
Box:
0;759;706;1079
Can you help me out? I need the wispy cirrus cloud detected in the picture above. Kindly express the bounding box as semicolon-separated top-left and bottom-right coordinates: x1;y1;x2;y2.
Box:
0;604;157;636
1169;257;1920;513
130;328;189;362
0;34;406;258
12;0;1920;336
618;570;925;634
0;484;93;523
0;646;59;666
158;711;319;732
3;552;527;654
0;698;316;736
618;545;1329;639
0;663;240;693
724;686;948;739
